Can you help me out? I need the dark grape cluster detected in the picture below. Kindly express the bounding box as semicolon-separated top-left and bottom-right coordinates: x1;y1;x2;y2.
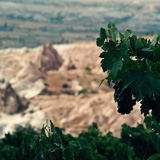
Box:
113;81;136;114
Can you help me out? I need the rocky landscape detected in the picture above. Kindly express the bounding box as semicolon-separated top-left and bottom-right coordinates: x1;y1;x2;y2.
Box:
0;41;144;138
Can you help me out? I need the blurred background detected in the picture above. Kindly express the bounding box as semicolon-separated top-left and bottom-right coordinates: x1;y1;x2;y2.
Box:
0;0;159;48
0;0;159;137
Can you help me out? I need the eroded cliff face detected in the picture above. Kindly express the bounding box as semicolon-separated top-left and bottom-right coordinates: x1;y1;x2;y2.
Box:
0;41;142;137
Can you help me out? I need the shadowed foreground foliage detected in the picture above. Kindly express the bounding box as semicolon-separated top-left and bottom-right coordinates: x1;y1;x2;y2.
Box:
0;119;160;160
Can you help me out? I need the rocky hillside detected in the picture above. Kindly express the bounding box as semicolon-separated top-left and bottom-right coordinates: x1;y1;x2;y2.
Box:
0;41;143;137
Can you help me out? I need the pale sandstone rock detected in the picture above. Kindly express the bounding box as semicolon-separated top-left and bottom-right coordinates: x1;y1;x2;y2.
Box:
16;61;43;82
12;79;45;99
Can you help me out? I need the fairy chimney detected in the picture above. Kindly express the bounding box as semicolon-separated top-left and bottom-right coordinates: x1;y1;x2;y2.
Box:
16;61;43;82
0;83;29;114
35;43;63;71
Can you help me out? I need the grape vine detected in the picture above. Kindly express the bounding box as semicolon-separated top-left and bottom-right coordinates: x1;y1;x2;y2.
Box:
97;22;160;119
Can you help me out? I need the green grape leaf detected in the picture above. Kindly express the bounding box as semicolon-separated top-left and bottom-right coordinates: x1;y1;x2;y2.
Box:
143;131;160;153
79;149;93;160
119;40;131;63
150;61;160;75
110;58;123;79
119;30;132;41
140;97;152;116
99;51;115;72
107;70;112;84
102;40;116;51
119;32;125;40
152;35;160;46
130;35;144;52
100;41;117;72
100;40;123;80
107;23;118;42
63;147;75;160
125;29;132;39
96;38;104;47
96;28;107;46
108;22;116;29
153;45;160;61
144;116;152;129
99;28;107;39
148;154;160;160
109;27;118;42
120;70;160;101
79;138;91;149
151;100;160;122
141;95;160;122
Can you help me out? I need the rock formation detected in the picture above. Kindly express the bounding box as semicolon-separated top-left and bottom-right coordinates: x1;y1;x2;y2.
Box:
35;43;63;71
11;61;45;99
0;83;29;114
16;61;43;82
59;58;76;70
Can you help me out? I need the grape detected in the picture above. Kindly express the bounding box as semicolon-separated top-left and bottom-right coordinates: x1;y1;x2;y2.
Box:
113;81;136;114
